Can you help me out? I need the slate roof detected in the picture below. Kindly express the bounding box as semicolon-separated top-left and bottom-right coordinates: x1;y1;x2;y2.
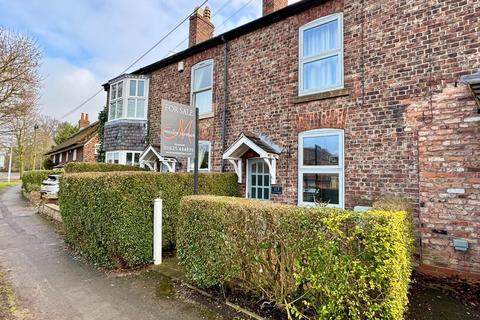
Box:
44;122;100;156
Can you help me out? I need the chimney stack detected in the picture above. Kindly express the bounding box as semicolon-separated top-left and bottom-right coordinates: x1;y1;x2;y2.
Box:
263;0;288;16
78;113;90;129
189;6;214;47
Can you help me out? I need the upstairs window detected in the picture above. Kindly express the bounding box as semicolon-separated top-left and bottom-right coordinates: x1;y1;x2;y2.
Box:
191;60;213;116
299;13;343;96
127;80;146;119
109;78;148;121
109;81;123;121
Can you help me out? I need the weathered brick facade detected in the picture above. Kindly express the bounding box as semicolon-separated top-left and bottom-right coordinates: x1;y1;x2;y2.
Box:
108;0;480;277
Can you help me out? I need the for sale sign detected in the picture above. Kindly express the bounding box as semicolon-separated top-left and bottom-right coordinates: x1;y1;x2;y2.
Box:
160;99;196;158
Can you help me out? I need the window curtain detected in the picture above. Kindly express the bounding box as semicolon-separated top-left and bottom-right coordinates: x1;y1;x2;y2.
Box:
303;20;338;57
302;20;339;91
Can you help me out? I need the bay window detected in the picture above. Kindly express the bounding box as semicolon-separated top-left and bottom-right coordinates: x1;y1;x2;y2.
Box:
299;13;343;96
298;129;344;208
191;60;213;116
109;78;148;121
188;141;211;172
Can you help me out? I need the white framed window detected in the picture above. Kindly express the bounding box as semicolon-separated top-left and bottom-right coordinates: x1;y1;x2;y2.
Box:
109;81;124;121
105;151;120;164
188;141;211;172
127;79;147;119
108;78;148;121
73;149;77;161
105;151;141;166
298;129;344;208
191;60;213;116
126;151;141;166
94;144;101;155
299;13;344;96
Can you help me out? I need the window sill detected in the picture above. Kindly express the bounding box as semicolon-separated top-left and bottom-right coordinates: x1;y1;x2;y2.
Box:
294;88;349;104
199;112;214;120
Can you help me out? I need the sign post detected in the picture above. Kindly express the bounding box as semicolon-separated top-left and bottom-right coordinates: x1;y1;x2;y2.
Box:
193;108;199;195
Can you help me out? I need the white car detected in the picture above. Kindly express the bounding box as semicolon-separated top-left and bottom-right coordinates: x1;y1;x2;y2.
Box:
40;174;61;197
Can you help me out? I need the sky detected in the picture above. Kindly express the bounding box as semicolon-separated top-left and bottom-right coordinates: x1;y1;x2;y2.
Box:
0;0;301;124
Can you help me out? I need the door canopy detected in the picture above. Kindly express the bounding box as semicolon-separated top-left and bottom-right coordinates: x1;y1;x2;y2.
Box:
222;132;282;184
139;145;177;172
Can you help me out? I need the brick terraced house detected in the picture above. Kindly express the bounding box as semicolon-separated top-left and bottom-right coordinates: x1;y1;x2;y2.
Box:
102;0;480;279
45;113;100;166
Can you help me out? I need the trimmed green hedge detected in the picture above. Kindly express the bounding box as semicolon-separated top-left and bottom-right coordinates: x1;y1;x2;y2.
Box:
177;196;413;319
63;162;145;173
59;172;239;268
22;170;63;192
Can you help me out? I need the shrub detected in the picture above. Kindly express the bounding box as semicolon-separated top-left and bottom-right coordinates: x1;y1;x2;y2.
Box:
373;196;413;214
59;172;239;268
21;170;62;193
177;196;414;319
63;162;145;173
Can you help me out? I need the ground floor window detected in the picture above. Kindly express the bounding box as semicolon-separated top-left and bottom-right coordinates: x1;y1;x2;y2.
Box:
298;129;344;208
247;158;271;200
126;152;140;166
106;152;120;164
105;151;141;166
188;141;211;172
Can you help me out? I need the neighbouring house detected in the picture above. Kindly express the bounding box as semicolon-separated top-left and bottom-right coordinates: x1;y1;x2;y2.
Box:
102;0;480;279
45;113;100;166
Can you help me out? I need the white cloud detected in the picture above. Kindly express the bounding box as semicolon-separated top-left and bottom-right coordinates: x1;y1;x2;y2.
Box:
39;58;105;123
1;0;303;123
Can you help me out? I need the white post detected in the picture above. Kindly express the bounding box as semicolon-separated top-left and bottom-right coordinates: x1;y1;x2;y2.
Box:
7;146;13;183
153;198;163;265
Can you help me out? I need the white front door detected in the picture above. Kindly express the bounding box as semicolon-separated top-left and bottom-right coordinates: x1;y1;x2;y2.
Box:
247;158;271;200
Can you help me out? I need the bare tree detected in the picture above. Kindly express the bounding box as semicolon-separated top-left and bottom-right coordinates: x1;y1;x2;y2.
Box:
0;27;41;135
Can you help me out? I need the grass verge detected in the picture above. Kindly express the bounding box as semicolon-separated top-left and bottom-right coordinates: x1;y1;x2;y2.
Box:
0;271;18;320
0;181;21;192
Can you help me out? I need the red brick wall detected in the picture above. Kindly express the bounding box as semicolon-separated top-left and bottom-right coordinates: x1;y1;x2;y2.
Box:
146;0;480;276
83;135;100;163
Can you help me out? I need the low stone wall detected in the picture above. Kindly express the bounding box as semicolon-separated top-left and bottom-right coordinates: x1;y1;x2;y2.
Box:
38;203;62;222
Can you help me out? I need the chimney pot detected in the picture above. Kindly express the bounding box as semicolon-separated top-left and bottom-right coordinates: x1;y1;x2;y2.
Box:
263;0;288;16
78;112;90;130
204;6;211;19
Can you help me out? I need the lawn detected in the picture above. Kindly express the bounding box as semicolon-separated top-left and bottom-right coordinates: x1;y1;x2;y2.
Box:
0;181;21;191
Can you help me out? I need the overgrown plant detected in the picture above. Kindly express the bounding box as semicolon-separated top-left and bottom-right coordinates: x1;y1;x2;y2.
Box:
63;162;145;173
59;172;239;268
177;196;414;319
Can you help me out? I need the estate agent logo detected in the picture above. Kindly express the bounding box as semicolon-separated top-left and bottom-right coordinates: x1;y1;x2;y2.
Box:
160;99;196;158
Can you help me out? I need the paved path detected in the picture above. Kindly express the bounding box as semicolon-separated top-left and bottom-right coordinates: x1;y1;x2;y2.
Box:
0;186;226;320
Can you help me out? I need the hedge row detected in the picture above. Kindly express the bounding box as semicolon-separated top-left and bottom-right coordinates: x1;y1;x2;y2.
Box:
59;172;239;268
21;170;62;192
63;162;145;173
177;196;414;319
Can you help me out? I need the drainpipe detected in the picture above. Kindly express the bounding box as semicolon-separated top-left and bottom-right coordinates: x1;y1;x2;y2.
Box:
220;36;229;172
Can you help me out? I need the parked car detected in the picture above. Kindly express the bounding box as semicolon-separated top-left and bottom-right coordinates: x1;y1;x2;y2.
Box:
40;174;61;198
